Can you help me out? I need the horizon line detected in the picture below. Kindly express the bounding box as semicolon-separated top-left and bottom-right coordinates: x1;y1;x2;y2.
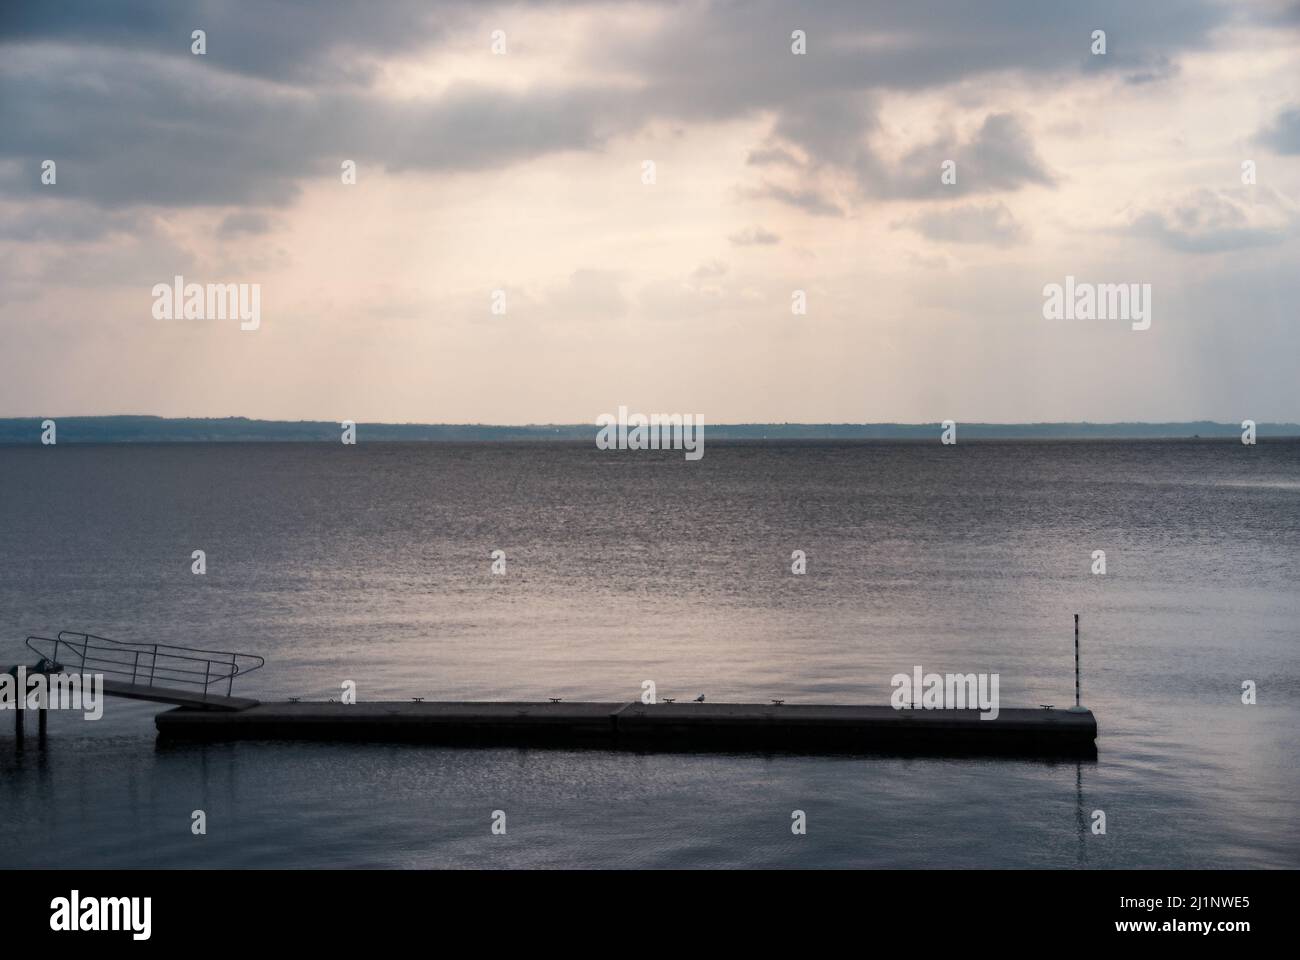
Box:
3;415;1299;428
2;414;1297;444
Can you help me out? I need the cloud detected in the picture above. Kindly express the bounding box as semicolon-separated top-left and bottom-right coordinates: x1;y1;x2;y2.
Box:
4;0;1296;425
897;202;1026;246
1120;54;1180;86
604;0;1226;113
603;0;1218;213
0;44;626;208
690;259;728;280
729;226;780;246
769;92;879;171
1123;187;1298;253
750;98;1054;212
1;0;464;84
1258;105;1300;154
748;181;845;217
0;197;146;242
541;269;628;323
868;112;1055;199
0;0;1229;215
216;210;272;238
746;145;801;168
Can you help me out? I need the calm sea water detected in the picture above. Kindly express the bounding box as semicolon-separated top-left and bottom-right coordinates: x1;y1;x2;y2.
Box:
1;440;1298;869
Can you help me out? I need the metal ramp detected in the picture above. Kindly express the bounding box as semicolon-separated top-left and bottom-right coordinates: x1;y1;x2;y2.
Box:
24;631;263;711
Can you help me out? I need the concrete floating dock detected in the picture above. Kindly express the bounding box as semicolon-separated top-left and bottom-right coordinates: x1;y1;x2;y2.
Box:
155;700;1098;757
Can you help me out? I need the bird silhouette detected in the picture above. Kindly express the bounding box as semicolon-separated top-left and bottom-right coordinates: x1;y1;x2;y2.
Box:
694;694;705;702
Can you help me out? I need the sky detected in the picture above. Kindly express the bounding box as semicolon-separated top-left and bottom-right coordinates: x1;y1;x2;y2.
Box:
1;0;1298;424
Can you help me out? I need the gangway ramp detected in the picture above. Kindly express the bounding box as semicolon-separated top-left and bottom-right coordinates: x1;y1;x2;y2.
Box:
25;631;262;711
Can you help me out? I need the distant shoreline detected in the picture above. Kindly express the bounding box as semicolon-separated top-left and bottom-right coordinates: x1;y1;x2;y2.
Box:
2;416;1297;444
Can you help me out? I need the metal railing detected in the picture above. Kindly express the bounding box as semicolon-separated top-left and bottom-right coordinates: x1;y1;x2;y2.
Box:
25;631;264;698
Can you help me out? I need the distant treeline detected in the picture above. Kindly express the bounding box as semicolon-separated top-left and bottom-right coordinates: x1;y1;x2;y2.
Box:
1;416;1297;444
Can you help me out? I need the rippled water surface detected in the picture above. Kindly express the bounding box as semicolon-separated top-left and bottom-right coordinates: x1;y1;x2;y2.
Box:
2;440;1297;868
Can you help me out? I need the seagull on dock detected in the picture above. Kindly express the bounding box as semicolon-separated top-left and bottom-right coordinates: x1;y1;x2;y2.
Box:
694;694;705;703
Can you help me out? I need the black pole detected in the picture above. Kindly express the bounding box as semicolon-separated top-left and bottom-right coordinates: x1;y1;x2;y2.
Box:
1074;613;1081;708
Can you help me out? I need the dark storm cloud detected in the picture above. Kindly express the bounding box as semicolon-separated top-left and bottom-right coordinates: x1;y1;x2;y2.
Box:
604;0;1224;108
0;46;623;207
0;0;460;83
0;43;324;207
5;0;1227;91
0;0;1230;218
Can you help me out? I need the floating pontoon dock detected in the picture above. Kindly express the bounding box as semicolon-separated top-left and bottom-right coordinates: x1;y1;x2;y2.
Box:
17;630;1099;757
152;699;1097;756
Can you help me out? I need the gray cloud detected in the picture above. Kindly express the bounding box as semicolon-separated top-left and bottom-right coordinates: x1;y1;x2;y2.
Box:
0;0;463;84
748;181;845;217
875;112;1055;198
0;0;1229;220
1258;105;1300;154
0;197;146;242
1120;54;1180;85
1124;187;1298;253
898;202;1026;246
746;145;801;168
216;210;272;238
769;92;879;170
690;259;728;280
604;1;1225;110
754;102;1053;212
0;45;624;207
729;225;781;246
